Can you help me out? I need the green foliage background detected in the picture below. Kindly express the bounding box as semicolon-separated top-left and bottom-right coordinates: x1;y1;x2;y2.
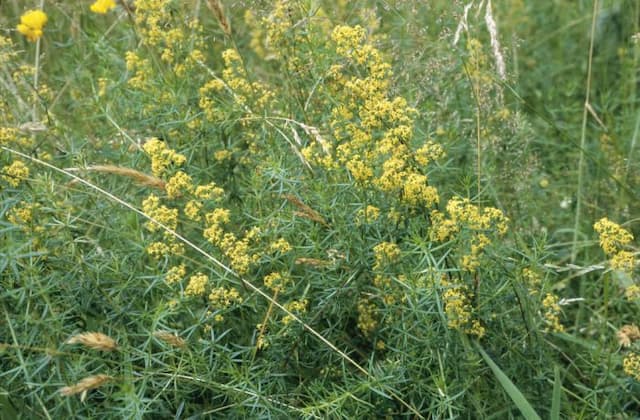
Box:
1;0;640;418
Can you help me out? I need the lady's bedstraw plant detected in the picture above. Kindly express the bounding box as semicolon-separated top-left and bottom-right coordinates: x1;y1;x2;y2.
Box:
140;138;259;324
594;217;636;274
7;1;640;418
125;2;288;334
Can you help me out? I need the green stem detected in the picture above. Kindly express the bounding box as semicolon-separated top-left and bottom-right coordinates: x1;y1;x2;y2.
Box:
571;0;599;263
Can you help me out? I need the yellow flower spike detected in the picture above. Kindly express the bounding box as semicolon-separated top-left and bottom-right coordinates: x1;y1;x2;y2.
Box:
90;0;117;14
17;10;48;42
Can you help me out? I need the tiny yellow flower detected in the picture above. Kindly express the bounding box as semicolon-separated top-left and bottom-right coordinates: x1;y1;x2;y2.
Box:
17;10;48;42
90;0;117;14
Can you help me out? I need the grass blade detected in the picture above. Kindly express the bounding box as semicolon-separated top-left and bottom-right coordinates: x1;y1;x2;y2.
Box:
475;343;541;420
551;365;562;420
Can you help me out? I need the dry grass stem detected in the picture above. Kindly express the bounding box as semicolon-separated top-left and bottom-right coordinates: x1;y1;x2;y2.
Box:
484;0;506;80
256;290;279;352
298;122;330;155
59;374;113;399
67;165;165;190
294;257;332;268
453;1;474;46
153;331;187;348
284;194;328;226
206;0;232;36
66;332;118;351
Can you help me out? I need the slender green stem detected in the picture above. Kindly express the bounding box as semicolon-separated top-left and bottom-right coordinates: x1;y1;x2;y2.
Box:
571;0;599;263
32;0;45;122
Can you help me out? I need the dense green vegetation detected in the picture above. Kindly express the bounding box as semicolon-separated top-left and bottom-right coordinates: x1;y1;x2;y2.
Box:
1;1;639;418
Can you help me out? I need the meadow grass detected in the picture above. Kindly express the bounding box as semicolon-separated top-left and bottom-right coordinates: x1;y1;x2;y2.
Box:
1;1;640;418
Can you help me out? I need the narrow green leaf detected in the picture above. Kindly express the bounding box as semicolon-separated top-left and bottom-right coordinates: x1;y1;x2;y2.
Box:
0;393;19;420
475;343;541;420
551;365;562;420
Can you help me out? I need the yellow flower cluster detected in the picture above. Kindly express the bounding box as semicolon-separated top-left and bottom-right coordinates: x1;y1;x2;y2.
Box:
357;297;378;337
331;25;367;58
209;287;243;308
165;264;186;285
244;1;293;60
594;218;634;254
17;10;47;42
430;197;508;272
124;0;205;93
623;353;640;381
373;274;404;306
611;251;635;272
141;194;183;259
444;197;508;236
355;205;380;225
146;241;184;259
373;241;401;270
301;25;444;213
594;218;635;273
124;51;152;90
221;228;261;275
2;160;29;187
134;0;174;47
185;273;209;297
184;200;203;221
269;238;292;254
194;183;225;200
415;141;446;167
465;39;492;89
541;293;564;333
263;272;291;293
0;36;18;63
626;285;640;301
7;202;33;225
0;127;18;146
198;78;225;121
142;138;187;177
203;208;260;274
282;299;308;326
203;208;230;242
165;171;193;199
7;201;44;234
402;173;439;207
198;48;274;121
90;0;116;14
442;285;485;338
139;139;231;260
211;150;229;163
522;267;541;294
142;194;178;232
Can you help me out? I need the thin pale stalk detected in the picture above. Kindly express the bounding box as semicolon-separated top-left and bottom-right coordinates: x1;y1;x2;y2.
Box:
32;0;45;122
571;0;598;263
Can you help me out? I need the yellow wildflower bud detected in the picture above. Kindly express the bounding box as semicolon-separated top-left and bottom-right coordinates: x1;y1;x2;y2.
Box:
17;10;47;42
90;0;117;14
